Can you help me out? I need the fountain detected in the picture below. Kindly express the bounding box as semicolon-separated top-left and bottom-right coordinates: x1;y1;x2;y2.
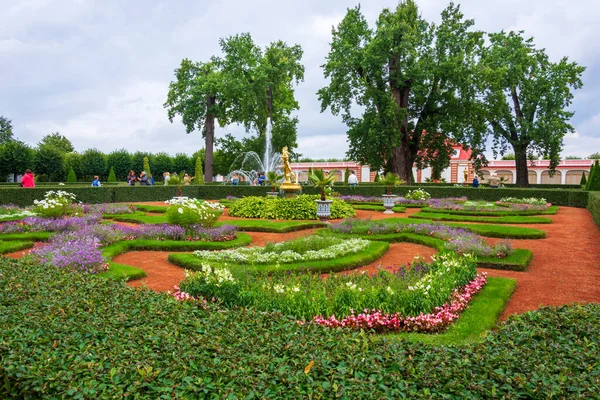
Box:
226;118;282;184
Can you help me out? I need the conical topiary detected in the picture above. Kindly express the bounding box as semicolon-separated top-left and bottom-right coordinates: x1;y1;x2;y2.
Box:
344;167;350;184
107;166;117;183
585;162;595;191
308;167;313;180
195;156;204;184
143;157;152;178
374;172;381;182
580;171;587;186
66;167;77;183
586;160;600;191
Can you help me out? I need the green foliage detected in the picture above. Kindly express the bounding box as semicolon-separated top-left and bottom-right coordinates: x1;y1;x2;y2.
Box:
382;173;404;195
131;151;152;173
152;152;173;181
309;169;336;200
165;199;221;228
318;2;483;182
589;152;600;159
586;160;600;191
228;195;355;220
410;212;552;224
2;256;599;398
172;153;191;174
80;148;107;179
143;156;151;178
265;171;283;191
580;171;587;186
352;204;406;213
106;149;132;181
38;132;74;153
63;152;83;180
476;31;585;186
194;156;204;184
107;166;117;183
0;116;14;144
66;167;77;183
221;219;325;233
501;153;516;160
34;145;65;182
587;192;600;229
344;166;350;184
0;139;34;181
0;240;33;254
420;205;558;216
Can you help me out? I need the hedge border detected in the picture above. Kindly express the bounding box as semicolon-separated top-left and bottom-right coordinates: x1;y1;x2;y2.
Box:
588;192;600;229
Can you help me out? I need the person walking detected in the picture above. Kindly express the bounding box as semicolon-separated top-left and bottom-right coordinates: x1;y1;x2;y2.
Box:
21;169;35;188
347;171;358;187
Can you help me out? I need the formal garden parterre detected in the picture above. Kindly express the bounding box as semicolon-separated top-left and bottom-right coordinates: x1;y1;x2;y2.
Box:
1;187;599;397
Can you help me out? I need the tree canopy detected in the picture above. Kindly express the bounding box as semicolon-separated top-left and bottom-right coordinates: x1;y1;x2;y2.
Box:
0;140;34;182
474;30;585;186
34;145;65;181
318;1;483;183
38;132;75;153
165;33;303;182
0;116;14;145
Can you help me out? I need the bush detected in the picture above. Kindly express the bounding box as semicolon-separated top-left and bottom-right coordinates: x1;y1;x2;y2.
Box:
586;160;600;191
32;190;78;218
66;167;77;183
2;258;599;398
580;171;587;186
165;197;222;227
107;166;117;183
588;192;600;229
195;156;204;184
228;195;356;220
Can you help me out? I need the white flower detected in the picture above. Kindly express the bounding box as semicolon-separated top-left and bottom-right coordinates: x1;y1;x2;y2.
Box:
178;208;183;214
386;286;394;295
273;284;285;294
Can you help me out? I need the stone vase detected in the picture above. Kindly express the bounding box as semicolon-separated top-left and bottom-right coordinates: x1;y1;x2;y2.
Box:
382;194;397;214
315;199;333;222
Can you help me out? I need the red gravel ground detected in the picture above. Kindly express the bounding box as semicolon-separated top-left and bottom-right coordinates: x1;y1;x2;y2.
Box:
8;203;599;319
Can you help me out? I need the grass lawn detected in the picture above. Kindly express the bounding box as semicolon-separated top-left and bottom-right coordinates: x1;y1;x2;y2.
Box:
390;276;516;345
220;219;326;232
351;204;406;213
419;205;559;216
0;240;34;254
0;232;53;241
168;240;390;275
409;211;552;224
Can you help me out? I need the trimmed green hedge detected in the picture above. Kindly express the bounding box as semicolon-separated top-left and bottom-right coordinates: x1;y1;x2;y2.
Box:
0;185;588;207
588;192;600;229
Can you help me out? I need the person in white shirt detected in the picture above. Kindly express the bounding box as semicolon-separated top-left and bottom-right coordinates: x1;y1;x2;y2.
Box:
348;171;358;187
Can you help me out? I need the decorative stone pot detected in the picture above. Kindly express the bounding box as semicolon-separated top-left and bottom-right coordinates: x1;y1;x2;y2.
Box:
266;191;279;197
315;199;333;222
382;194;397;214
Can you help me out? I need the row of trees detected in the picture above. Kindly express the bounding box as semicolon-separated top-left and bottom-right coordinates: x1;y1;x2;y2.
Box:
0;119;249;182
317;0;585;186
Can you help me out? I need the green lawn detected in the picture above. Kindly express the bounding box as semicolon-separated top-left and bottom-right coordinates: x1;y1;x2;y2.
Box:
0;240;34;255
351;204;406;213
409;211;552;224
419;205;559;216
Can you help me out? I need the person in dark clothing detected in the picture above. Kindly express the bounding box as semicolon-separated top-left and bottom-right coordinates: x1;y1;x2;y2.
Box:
127;170;137;186
139;171;150;186
472;176;479;188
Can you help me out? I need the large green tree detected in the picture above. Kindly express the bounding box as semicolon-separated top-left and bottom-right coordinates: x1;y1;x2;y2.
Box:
64;152;83;180
153;152;173;181
0;116;14;144
132;151;152;173
106;149;133;181
81;149;107;179
0;140;34;182
476;31;585;186
38;132;74;153
34;145;65;181
165;34;304;182
172;153;192;174
318;1;483;183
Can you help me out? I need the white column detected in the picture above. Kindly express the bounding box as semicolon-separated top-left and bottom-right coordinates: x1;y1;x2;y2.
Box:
536;170;542;184
561;170;567;185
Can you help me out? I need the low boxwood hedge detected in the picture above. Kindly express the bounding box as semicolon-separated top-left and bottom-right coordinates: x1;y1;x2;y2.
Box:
2;258;598;398
588;192;600;229
0;185;588;207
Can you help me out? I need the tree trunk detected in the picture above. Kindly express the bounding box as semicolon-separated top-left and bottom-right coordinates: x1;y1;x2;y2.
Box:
204;96;216;183
514;146;530;187
388;56;412;184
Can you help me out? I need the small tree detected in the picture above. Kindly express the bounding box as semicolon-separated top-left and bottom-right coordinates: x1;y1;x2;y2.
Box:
580;171;587;186
195;157;204;184
381;173;405;195
107;166;117;183
344;167;350;184
143;156;152;178
66;167;77;183
587;160;600;191
309;170;336;201
266;171;284;192
374;172;381;183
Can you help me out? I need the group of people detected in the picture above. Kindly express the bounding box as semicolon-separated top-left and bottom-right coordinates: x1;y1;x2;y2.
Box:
162;172;192;185
127;170;152;186
472;173;501;188
230;172;267;186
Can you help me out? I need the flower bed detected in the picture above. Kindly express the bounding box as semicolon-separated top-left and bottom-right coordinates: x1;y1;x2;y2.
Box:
227;195;355;220
429;199;551;213
178;252;480;331
329;219;512;258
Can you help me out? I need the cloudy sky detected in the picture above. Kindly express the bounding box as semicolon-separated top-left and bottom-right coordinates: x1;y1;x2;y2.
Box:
1;0;599;159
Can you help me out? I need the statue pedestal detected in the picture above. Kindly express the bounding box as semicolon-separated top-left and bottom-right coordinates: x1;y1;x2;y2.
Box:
280;182;301;197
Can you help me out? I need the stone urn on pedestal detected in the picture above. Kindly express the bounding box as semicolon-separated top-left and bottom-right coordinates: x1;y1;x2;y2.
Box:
309;169;337;223
381;172;404;214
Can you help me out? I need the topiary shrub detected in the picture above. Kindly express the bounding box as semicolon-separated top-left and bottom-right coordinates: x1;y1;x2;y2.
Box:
586;160;600;191
195;156;204;184
344;167;350;184
107;166;117;183
580;171;587;186
143;156;152;179
66;167;77;183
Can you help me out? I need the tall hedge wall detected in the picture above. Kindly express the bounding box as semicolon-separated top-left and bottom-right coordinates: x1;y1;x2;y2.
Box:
0;184;589;207
587;192;600;229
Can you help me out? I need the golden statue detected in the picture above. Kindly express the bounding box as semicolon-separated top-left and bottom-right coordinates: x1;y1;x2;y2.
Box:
280;146;301;192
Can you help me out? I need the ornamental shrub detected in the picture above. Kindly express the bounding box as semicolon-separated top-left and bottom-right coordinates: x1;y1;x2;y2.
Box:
143;156;152;178
580;171;587;186
195;156;204;184
66;167;77;183
587;160;600;191
344;167;350;184
404;188;431;201
227;195;355;220
165;197;223;227
33;190;78;218
107;166;117;183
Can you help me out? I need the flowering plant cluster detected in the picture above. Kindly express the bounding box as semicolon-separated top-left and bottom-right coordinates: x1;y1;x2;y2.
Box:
329;219;512;258
33;191;79;218
497;197;551;208
313;273;487;333
404;189;431;201
32;233;108;274
0;209;37;220
165;197;223;227
85;203;137;215
179;251;479;327
193;237;370;264
0;214;102;234
429;198;550;212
